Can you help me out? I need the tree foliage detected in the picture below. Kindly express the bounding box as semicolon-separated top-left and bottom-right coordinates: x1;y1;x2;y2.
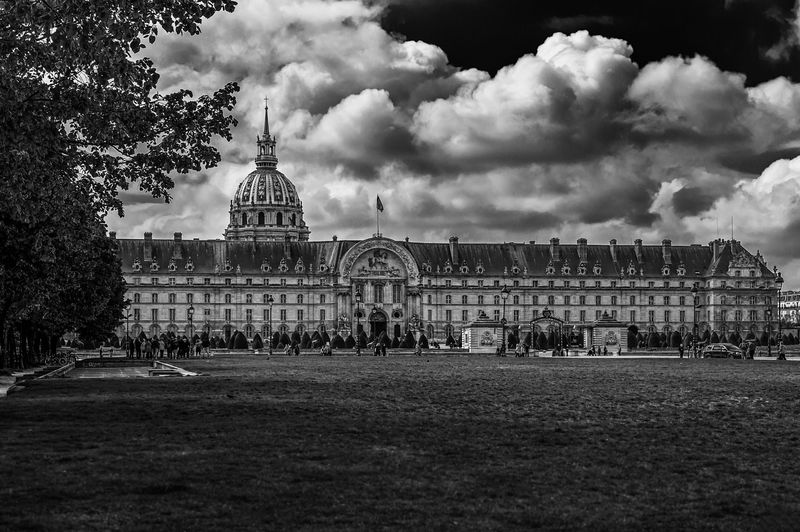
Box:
0;1;240;366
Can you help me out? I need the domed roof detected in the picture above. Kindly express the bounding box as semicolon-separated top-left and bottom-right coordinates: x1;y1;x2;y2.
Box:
233;168;300;207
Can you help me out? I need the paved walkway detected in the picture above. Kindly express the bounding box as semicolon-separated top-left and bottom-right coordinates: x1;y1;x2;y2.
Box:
67;367;153;378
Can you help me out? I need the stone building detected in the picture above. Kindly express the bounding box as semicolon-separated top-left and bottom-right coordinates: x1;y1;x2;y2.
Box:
113;103;783;347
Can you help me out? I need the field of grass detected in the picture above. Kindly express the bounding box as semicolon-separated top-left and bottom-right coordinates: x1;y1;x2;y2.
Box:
3;355;800;530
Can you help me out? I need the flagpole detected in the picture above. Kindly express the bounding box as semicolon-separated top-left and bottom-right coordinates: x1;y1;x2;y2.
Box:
377;204;380;236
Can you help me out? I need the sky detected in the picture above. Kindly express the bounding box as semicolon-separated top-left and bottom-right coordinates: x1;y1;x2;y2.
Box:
106;0;800;288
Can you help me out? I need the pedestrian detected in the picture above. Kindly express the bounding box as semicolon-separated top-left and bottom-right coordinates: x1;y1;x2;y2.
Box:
152;337;160;359
381;343;387;357
195;339;202;357
603;346;608;356
779;343;786;359
294;343;300;356
679;343;684;358
284;344;291;356
415;343;422;357
143;338;151;359
134;337;142;359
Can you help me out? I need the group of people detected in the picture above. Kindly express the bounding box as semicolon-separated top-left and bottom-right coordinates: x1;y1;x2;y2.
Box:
126;335;211;359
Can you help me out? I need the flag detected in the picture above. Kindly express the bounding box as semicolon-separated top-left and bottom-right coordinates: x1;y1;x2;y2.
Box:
376;195;384;212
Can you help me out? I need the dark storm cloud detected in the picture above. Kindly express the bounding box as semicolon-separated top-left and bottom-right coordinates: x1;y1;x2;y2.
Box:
381;0;800;84
718;147;800;174
544;15;615;31
672;186;718;216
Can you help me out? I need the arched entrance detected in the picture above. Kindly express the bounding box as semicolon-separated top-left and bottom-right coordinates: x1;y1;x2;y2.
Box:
369;308;388;339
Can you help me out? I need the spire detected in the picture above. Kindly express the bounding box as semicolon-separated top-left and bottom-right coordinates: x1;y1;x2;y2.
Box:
263;97;270;137
255;96;278;169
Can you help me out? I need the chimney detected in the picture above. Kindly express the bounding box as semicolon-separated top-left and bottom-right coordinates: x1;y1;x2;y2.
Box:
529;240;535;246
577;238;588;262
108;231;116;239
609;239;617;263
144;232;152;261
449;235;459;264
549;237;560;262
172;232;183;259
710;239;723;264
174;232;182;242
662;239;672;264
634;239;643;264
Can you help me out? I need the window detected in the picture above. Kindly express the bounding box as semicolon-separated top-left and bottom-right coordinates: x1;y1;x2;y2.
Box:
224;309;232;321
297;279;303;286
513;280;520;287
151;309;158;321
374;285;384;303
749;310;758;321
168;278;176;285
427;295;432;304
462;280;468;288
596;310;602;320
428;309;433;322
735;310;742;321
478;295;484;305
187;293;194;304
664;281;670;288
648;296;654;306
564;295;570;305
493;295;500;305
203;308;210;319
151;293;158;303
721;309;727;322
133;293;141;303
297;294;304;304
532;280;538;287
264;309;270;321
611;296;617;305
548;295;555;305
630;310;636;323
664;310;670;322
595;281;601;288
532;310;539;318
264;279;270;286
629;296;635;306
320;309;326;321
446;310;452;322
579;295;586;305
246;278;252;286
478;280;484;287
750;270;755;277
445;280;452;287
564;310;570;322
151;277;159;285
580;281;586;288
679;296;685;306
629;281;636;288
611;310;617;319
532;295;539;305
133;278;141;285
513;310;520;321
493;280;500;287
513;295;520;305
580;310;586;322
280;294;287;304
204;293;211;303
280;309;287;321
133;308;140;321
595;296;601;306
548;280;555;288
297;309;304;321
493;310;500;321
281;279;287;286
169;309;176;322
462;310;469;322
445;295;452;304
679;310;685;322
462;295;468;305
225;294;232;304
610;281;616;288
393;285;402;303
246;309;253;322
204;278;211;285
225;278;231;286
648;310;655;322
564;281;570;288
320;294;326;304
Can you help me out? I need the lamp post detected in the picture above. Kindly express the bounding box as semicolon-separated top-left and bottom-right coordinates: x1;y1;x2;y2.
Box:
187;303;195;342
691;284;699;358
124;298;132;358
355;289;362;356
776;269;785;360
266;294;274;356
765;307;773;358
500;285;510;355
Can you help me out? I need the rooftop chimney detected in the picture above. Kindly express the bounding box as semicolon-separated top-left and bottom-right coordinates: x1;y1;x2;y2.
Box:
634;239;643;264
662;239;672;265
609;239;617;263
144;232;152;261
174;232;182;241
550;237;560;262
449;235;459;264
577;238;588;262
108;231;116;239
284;234;292;257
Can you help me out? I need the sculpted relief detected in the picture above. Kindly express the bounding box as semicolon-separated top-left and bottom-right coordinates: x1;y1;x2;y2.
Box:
339;238;420;284
352;249;406;278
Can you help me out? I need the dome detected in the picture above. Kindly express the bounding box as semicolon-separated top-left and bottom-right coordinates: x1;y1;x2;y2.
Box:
233;168;300;207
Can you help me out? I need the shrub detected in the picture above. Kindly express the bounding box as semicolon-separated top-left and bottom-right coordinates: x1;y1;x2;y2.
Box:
537;332;547;349
291;331;301;345
344;334;355;348
759;331;769;346
391;336;400;348
310;331;321;347
332;334;345;349
300;332;311;348
446;335;455;347
272;332;280;348
418;334;429;349
280;333;291;346
321;331;331;345
547;331;556;348
252;333;263;350
710;331;720;344
358;331;368;348
233;331;249;350
647;332;660;348
670;331;682;347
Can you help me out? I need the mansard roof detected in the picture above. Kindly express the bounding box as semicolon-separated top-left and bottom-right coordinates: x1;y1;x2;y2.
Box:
115;235;774;280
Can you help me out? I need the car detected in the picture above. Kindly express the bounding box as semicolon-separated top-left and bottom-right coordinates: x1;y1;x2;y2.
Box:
702;343;744;359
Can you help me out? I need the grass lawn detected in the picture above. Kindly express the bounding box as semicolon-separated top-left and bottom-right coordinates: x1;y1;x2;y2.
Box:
3;356;800;531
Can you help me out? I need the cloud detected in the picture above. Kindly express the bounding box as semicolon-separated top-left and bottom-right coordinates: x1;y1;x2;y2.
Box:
105;1;800;287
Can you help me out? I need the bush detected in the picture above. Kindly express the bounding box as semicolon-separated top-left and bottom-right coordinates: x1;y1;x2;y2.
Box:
344;334;355;349
232;331;249;350
523;332;532;347
710;331;720;344
300;332;311;349
358;331;368;348
226;334;235;349
536;332;547;349
271;332;280;348
759;331;769;346
402;331;415;348
280;333;291;346
446;335;455;347
670;331;682;347
252;333;263;350
719;332;728;344
507;332;517;349
332;334;345;349
291;331;301;345
418;334;429;349
546;331;555;349
391;336;400;348
647;332;660;348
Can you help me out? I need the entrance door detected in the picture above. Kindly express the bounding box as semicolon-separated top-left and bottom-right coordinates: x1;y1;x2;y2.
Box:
369;309;388;339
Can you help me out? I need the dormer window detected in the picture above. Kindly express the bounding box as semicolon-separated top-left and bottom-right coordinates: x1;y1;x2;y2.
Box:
560;264;570;275
260;260;271;273
662;266;670;276
295;258;305;273
168;259;177;272
278;258;288;273
150;261;159;272
460;262;469;274
511;265;521;275
546;264;556;275
443;261;453;274
593;263;602;275
132;258;142;272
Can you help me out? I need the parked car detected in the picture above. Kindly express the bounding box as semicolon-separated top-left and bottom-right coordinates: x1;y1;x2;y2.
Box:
702;343;744;359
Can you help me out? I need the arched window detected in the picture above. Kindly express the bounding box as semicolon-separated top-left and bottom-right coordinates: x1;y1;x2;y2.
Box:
244;325;254;338
426;324;434;338
258;212;265;225
242;212;248;225
290;214;296;226
394;324;401;338
276;212;283;226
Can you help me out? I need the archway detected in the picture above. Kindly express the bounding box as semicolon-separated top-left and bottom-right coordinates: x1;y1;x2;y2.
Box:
369;308;388;339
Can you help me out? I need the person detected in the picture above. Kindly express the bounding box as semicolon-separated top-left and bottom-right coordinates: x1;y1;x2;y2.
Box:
381;343;387;356
134;337;142;359
143;338;151;359
678;343;684;358
415;343;422;357
373;342;380;357
98;345;104;358
524;343;530;357
202;335;211;357
152;336;160;359
284;344;291;356
779;343;786;359
748;342;756;359
603;346;608;356
294;343;300;356
195;339;202;357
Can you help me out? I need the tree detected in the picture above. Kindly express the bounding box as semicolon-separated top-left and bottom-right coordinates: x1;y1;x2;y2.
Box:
417;334;429;349
344;334;355;349
402;331;415;348
358;331;368;348
670;331;682;347
710;331;720;344
536;332;547;349
280;332;291;347
232;331;248;350
647;332;660;348
0;1;239;367
760;331;769;346
252;333;263;350
300;331;311;348
332;334;345;349
272;332;281;348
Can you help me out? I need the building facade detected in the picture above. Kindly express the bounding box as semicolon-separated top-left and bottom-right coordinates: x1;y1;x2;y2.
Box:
113;103;783;346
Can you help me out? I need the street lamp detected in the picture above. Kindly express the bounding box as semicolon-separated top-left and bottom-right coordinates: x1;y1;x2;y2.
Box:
777;269;785;360
187;303;195;343
500;284;510;355
266;294;274;356
765;307;773;358
355;289;363;356
691;284;699;358
124;298;132;358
